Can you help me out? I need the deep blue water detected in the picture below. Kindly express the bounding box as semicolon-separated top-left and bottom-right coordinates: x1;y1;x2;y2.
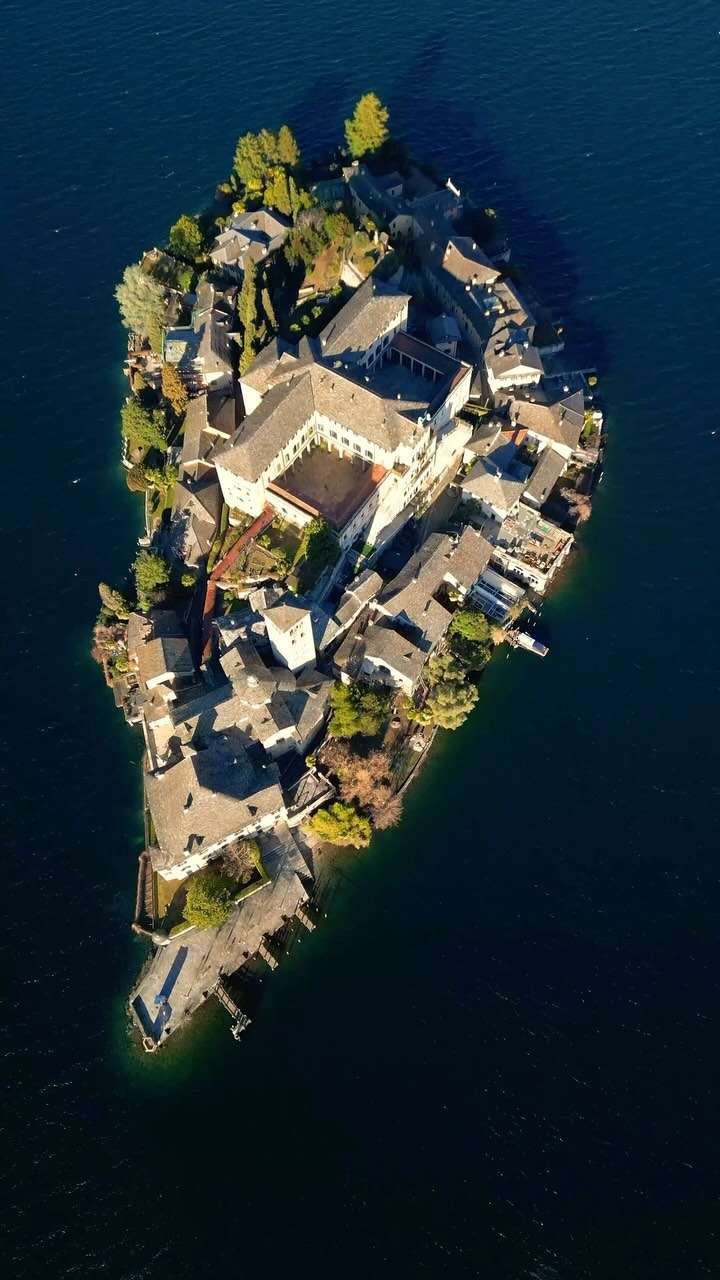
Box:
3;1;720;1275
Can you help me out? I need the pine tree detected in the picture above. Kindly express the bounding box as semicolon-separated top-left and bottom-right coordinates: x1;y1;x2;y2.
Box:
271;168;292;217
277;125;300;168
233;132;265;189
344;92;390;159
239;339;256;375
258;128;279;168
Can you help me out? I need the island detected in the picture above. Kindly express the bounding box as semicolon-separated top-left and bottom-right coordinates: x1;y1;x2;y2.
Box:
93;94;604;1051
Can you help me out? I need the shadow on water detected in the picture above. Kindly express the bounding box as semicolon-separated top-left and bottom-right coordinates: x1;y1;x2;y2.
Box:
387;30;611;370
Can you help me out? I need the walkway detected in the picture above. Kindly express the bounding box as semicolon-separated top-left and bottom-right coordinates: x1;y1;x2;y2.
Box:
201;505;274;658
130;829;311;1049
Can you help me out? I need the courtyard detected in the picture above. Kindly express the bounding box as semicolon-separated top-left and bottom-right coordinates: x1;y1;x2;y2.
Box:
269;446;386;530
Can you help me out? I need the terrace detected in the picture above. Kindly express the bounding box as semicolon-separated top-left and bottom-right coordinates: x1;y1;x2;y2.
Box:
268;446;386;532
495;506;571;571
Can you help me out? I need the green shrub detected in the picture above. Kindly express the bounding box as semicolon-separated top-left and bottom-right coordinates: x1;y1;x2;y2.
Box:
308;801;372;848
183;872;233;930
328;681;390;739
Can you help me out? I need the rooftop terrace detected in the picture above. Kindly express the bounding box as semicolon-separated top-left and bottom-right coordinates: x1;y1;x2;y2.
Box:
495;506;571;570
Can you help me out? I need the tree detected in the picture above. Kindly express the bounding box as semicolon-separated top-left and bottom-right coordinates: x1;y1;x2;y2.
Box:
161;361;188;417
424;651;466;687
449;607;493;669
168;213;204;261
261;285;277;333
373;794;404;830
115;264;166;350
183;871;233;929
234;132;265;189
325;211;353;244
97;582;131;619
288;174;304;220
133;550;171;610
258;128;280;168
239;255;258;363
266;167;292;217
328;682;391;740
298;517;339;577
145;462;178;497
285;206;330;269
277;124;300;168
121;397;167;452
344;92;389;159
126;464;151;492
220;838;262;883
323;742;392;812
307;802;372;848
425;678;479;730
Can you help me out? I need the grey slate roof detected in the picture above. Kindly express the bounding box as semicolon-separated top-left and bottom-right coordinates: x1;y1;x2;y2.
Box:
377;532;452;623
523;446;567;505
146;743;284;871
509;391;584;451
484;321;544;383
137;634;194;686
427;314;463;346
446;526;494;588
319;275;409;361
361;621;427;686
347;568;383;604
461;456;525;512
435;237;500;289
214;373;316;481
378;527;492;624
262;595;312;634
180;393;209;468
210;207;290;273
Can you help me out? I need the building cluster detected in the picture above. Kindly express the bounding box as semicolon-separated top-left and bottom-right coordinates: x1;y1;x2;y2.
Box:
129;160;600;893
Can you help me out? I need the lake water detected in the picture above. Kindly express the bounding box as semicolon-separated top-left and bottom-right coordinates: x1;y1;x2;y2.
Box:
3;1;720;1275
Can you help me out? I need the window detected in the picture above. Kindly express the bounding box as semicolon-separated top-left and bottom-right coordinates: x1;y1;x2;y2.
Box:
342;436;349;446
365;449;372;458
330;430;337;439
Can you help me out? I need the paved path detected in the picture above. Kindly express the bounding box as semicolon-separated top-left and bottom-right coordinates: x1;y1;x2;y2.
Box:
201;505;274;657
131;828;310;1048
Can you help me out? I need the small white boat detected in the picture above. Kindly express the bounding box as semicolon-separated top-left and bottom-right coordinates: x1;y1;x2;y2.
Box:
515;630;549;658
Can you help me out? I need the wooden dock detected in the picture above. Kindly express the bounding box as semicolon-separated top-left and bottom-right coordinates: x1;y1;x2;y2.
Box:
295;903;316;932
214;978;251;1038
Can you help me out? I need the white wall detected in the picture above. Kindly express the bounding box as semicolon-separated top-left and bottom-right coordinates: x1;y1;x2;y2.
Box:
359;655;415;696
266;612;316;672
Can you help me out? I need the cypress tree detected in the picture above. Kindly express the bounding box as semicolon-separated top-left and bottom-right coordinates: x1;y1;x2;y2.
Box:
261;286;277;333
239;256;258;333
288;174;301;220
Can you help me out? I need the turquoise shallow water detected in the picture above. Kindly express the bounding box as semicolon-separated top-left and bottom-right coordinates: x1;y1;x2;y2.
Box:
3;1;720;1275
